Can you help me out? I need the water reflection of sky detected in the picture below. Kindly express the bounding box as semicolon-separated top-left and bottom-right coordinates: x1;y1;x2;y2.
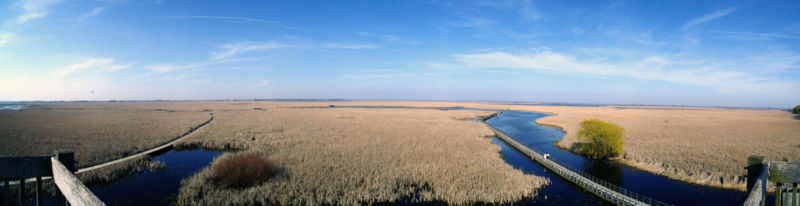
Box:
88;149;225;206
0;104;29;110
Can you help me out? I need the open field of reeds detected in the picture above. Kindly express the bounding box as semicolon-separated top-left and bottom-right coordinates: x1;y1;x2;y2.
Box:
177;102;547;205
0;102;211;168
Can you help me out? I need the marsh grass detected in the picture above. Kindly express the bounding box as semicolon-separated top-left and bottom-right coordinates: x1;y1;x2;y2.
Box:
0;102;211;168
178;102;547;205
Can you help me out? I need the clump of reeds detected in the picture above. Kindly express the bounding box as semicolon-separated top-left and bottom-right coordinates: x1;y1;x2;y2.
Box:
209;153;275;188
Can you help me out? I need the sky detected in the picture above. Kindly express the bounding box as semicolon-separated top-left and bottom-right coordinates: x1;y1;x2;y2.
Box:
1;0;799;108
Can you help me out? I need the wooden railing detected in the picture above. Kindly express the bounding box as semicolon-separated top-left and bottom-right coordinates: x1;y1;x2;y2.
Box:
0;150;105;206
744;156;800;206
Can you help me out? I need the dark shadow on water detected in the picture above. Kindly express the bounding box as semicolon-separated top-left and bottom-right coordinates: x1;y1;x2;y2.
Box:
585;159;624;187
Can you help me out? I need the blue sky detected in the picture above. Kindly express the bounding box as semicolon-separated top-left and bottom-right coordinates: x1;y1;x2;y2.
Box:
1;0;799;108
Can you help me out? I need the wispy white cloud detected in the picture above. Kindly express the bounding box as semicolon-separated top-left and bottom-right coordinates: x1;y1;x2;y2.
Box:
356;32;420;45
434;48;797;94
709;31;800;40
50;58;134;77
0;33;13;46
323;43;378;49
682;7;737;30
246;80;270;88
14;0;64;23
146;40;382;76
211;41;289;61
166;15;313;31
146;64;198;74
78;7;106;22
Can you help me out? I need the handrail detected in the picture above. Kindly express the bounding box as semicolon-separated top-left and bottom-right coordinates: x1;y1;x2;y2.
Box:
743;163;769;206
51;157;105;206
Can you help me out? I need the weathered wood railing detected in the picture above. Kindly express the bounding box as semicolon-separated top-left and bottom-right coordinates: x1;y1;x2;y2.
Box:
0;150;105;206
744;156;800;206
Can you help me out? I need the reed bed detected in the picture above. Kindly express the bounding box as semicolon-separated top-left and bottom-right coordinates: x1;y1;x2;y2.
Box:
177;103;547;205
0;102;211;168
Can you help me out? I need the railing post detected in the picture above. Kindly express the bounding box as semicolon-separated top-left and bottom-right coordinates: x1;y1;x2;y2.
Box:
35;176;41;206
54;150;76;173
3;180;9;205
54;150;75;206
18;178;25;206
747;156;765;194
793;183;797;206
777;183;783;206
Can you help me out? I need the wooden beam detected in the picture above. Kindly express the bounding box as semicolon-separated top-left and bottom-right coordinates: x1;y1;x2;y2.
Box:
0;156;53;179
747;156;765;193
743;163;769;206
50;157;104;206
769;162;800;183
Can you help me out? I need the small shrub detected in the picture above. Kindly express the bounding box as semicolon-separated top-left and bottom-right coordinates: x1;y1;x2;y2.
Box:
210;153;275;188
577;119;625;159
793;105;800;114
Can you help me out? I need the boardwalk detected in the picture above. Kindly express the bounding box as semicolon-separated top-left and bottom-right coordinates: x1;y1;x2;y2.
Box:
3;112;215;187
481;112;667;206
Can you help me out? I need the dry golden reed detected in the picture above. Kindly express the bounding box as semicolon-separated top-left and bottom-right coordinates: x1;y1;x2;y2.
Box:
0;102;211;167
177;102;547;205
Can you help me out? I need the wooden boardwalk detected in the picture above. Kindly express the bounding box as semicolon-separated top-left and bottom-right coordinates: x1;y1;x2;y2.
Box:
3;112;214;186
481;112;668;206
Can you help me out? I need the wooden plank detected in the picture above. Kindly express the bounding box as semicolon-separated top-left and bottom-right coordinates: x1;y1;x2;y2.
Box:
743;163;769;206
0;156;53;179
769;162;800;183
50;157;105;206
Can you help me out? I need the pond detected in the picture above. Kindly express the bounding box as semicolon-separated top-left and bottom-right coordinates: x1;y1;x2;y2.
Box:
30;149;225;205
88;149;225;205
0;104;29;110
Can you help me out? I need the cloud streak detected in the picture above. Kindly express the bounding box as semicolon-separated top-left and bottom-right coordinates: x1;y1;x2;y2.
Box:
51;58;134;77
323;43;378;49
166;15;313;32
78;7;106;22
14;0;64;23
682;7;737;30
437;49;797;95
0;33;13;46
211;41;289;61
